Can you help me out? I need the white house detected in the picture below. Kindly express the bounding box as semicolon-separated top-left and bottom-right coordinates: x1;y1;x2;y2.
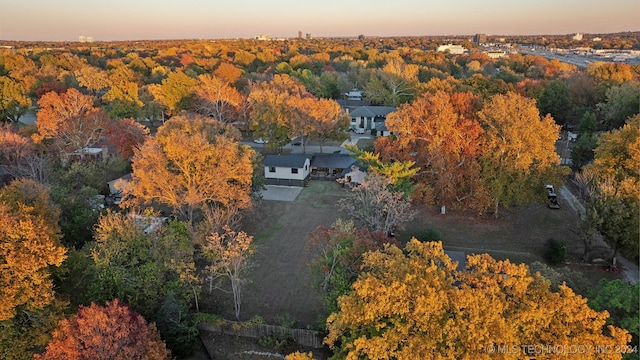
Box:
348;106;396;134
263;154;311;187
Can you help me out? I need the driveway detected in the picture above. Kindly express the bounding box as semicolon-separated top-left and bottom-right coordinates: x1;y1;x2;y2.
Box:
259;185;304;201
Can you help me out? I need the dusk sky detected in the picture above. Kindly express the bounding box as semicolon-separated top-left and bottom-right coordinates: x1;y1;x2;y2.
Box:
2;0;638;41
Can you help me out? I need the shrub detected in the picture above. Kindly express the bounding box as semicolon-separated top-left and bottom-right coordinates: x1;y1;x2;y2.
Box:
545;238;566;265
416;228;442;242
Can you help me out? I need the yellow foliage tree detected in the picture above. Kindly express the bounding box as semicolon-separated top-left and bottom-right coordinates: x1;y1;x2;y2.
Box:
478;92;568;217
0;180;66;321
326;239;631;360
127;113;255;222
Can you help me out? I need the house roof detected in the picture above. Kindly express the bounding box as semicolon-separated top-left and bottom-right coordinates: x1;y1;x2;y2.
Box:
311;153;357;169
336;99;371;108
263;154;310;168
349;106;396;118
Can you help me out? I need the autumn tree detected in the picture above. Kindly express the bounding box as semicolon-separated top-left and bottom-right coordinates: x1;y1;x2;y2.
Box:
203;227;255;321
214;62;243;85
344;144;418;195
33;88;110;155
305;98;350;152
478;92;568;217
35;300;171;360
337;173;416;235
248;75;308;151
74;65;110;96
103;65;143;119
102;117;149;158
0;179;66;321
127;113;256;222
148;70;198;116
326;239;631;360
0;124;50;182
364;56;419;106
194;74;242;122
0;76;31;123
378;91;489;211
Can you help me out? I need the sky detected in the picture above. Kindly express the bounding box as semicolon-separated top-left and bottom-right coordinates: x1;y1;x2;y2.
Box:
1;0;638;41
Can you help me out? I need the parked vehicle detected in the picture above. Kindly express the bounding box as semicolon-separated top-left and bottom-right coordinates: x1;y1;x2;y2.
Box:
546;184;560;209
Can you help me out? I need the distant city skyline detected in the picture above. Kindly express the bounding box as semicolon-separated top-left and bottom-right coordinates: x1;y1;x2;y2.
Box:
1;0;638;41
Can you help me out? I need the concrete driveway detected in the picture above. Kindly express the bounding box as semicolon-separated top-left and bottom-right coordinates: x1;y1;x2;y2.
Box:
259;185;304;201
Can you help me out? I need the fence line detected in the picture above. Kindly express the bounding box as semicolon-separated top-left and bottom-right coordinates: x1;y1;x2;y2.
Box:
199;321;326;348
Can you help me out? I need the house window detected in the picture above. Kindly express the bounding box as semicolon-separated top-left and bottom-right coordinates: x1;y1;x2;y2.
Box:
269;167;275;173
291;168;298;174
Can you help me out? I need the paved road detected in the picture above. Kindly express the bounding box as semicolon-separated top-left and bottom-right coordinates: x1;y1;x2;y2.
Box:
560;185;638;284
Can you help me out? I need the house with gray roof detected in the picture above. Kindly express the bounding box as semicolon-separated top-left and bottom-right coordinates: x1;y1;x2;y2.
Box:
263;154;311;187
348;106;396;134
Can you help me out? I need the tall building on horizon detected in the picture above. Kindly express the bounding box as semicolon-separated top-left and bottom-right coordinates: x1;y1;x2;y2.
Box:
298;30;302;39
473;34;487;44
78;35;86;43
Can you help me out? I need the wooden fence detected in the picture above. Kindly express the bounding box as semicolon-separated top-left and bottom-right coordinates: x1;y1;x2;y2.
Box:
199;320;326;349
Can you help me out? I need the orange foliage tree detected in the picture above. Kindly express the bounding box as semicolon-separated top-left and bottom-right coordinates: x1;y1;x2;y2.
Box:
248;74;309;151
35;300;171;360
194;74;243;122
102;117;149;158
378;91;489;210
33;88;110;155
127;113;256;222
326;239;631;360
0;179;66;321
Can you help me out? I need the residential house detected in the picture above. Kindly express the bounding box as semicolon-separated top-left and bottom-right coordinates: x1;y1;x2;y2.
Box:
348;106;396;134
264;154;311;187
310;153;359;180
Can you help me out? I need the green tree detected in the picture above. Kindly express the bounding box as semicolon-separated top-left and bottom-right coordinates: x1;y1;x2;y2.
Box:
539;79;571;126
148;70;198;116
582;115;639;259
0;299;68;360
306;219;397;313
87;211;196;320
571;112;599;170
589;279;639;352
0;76;31;124
598;82;640;130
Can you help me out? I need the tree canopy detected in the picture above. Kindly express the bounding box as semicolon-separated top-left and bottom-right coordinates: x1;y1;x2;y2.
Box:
326;239;631;360
35;300;171;360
